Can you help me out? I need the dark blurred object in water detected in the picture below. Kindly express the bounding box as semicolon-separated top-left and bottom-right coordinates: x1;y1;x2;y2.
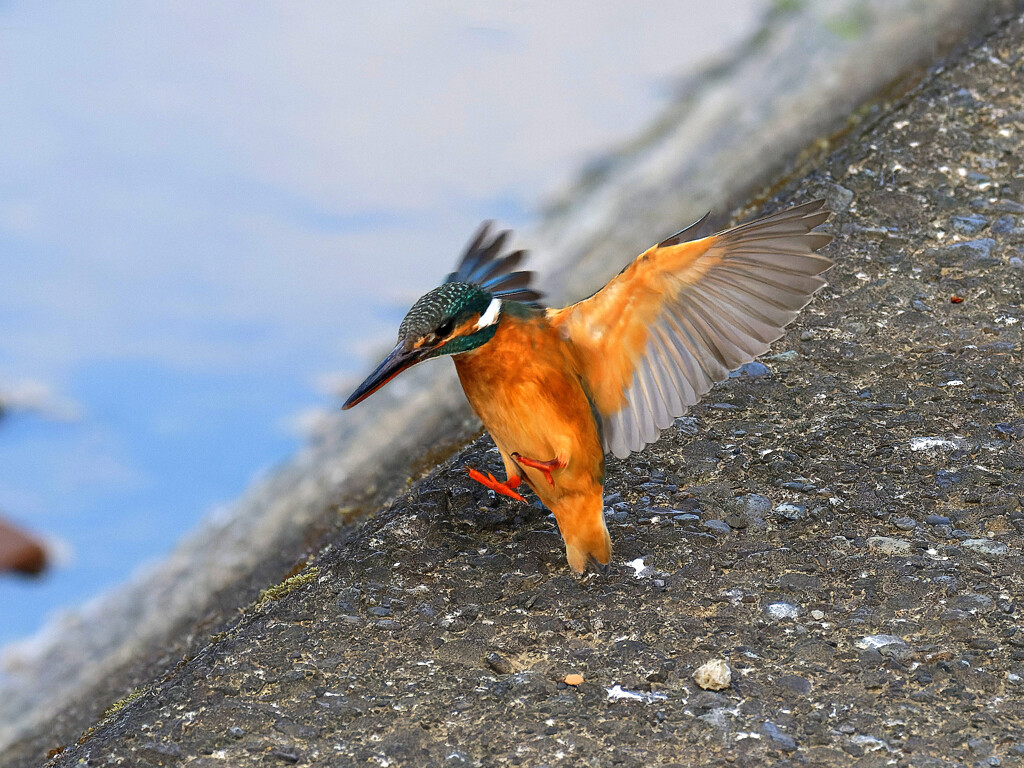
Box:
0;516;48;576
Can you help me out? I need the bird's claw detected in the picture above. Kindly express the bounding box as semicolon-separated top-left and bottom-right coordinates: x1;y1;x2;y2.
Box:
510;452;565;486
467;468;526;502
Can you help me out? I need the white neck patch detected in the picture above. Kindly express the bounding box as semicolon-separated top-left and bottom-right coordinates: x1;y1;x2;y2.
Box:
474;297;502;330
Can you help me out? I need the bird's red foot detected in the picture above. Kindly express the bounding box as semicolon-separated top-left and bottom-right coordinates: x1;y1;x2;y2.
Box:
467;468;525;502
511;453;566;486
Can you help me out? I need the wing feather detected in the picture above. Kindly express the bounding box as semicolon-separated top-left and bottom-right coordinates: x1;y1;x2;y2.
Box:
698;284;789;345
648;332;685;418
662;309;721;389
632;359;657;444
652;324;700;408
549;200;833;458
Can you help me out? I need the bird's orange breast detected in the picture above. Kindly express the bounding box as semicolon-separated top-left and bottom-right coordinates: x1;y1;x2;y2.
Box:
452;312;603;503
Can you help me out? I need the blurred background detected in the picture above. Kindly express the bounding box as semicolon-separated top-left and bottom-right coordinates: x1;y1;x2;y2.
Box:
0;2;769;646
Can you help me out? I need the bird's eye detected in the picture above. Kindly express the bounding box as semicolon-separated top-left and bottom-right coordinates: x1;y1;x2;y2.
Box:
436;319;455;338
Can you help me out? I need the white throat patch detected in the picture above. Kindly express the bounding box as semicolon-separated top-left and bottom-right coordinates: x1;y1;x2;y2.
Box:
474;297;502;330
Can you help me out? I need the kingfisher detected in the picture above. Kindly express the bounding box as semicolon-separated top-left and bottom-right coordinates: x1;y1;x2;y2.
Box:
344;201;832;573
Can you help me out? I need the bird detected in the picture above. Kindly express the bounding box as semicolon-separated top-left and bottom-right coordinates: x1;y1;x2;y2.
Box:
344;200;832;573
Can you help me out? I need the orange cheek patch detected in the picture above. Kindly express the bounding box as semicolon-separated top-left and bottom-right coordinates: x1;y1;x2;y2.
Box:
450;316;483;340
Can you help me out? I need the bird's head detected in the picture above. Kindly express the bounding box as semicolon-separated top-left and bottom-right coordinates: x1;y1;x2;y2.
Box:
342;221;540;410
342;282;501;409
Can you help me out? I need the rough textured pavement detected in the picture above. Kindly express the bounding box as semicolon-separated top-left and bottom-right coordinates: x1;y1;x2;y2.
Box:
35;11;1024;768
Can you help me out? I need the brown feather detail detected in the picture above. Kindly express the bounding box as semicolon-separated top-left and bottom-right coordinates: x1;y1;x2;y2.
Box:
548;200;833;458
548;236;719;415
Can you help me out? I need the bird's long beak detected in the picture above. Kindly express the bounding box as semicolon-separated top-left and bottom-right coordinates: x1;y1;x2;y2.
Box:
342;341;425;410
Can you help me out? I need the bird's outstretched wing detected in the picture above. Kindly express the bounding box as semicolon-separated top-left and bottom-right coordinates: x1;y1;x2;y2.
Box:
447;222;543;305
547;200;833;459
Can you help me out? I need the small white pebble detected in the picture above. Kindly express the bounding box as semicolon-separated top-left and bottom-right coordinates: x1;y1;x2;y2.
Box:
694;659;732;691
626;558;646;578
962;538;1009;557
856;634;906;650
811;610;825;621
766;602;800;620
605;684;667;703
852;735;890;752
909;437;959;452
867;536;912;556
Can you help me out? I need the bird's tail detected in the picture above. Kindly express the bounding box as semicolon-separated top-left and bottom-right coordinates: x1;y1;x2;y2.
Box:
554;493;612;573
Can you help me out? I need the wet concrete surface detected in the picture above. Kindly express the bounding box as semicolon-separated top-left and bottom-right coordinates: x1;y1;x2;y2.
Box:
20;9;1024;768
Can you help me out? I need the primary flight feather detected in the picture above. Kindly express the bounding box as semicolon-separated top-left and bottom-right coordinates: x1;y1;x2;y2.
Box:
344;201;833;572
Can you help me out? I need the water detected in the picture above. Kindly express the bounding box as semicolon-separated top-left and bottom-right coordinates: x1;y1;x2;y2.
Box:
0;1;764;646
